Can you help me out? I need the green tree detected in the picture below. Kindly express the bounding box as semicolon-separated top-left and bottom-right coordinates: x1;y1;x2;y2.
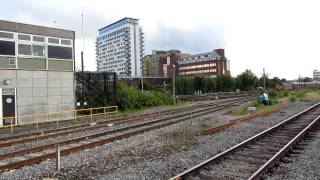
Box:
236;69;258;91
205;77;216;93
216;74;235;92
192;76;206;92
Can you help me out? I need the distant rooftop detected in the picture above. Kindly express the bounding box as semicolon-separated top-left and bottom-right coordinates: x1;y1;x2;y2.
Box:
0;19;74;39
177;51;221;64
98;17;139;35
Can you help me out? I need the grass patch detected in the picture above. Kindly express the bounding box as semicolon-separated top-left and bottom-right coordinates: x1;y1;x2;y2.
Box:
227;98;280;116
161;126;201;153
228;88;320;116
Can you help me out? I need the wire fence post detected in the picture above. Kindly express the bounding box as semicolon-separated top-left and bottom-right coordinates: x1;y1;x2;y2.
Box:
36;117;39;132
104;107;106;120
56;145;61;171
10;117;13;134
56;113;59;127
74;110;77;124
90;108;93;122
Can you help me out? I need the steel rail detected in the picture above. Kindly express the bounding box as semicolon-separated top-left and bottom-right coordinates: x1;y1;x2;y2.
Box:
248;114;320;180
170;102;320;180
0;96;254;148
0;95;253;141
0;98;253;171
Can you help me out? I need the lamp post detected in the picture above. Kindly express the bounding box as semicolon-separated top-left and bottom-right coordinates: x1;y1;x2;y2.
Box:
141;64;144;92
263;68;266;90
172;65;176;102
141;75;144;92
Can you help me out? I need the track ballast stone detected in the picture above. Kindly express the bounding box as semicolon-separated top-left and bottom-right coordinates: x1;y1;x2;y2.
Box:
0;100;318;180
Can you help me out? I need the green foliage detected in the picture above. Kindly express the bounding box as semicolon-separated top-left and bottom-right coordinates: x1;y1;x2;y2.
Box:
116;82;174;111
268;90;277;99
236;69;258;91
216;74;235;92
289;96;296;102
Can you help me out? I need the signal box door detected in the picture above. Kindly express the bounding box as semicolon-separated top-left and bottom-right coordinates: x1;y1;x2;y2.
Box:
2;95;15;126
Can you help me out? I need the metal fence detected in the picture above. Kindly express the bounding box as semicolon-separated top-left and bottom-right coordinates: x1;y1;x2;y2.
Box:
0;106;118;133
75;72;117;108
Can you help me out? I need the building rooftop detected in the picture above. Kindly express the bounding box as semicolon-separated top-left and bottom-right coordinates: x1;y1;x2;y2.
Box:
0;19;74;39
177;51;221;64
98;17;139;34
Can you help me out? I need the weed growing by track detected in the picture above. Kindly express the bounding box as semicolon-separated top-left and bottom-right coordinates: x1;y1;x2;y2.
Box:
226;88;320;116
161;125;202;153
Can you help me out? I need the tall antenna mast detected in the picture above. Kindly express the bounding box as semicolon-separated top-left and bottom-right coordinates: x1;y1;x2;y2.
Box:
81;11;84;72
82;11;84;51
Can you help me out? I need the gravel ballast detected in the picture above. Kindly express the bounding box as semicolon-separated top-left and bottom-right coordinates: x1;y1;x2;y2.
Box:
0;100;318;180
265;124;320;180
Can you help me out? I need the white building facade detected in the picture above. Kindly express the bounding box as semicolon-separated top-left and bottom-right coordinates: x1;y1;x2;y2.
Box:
313;70;320;80
96;18;144;77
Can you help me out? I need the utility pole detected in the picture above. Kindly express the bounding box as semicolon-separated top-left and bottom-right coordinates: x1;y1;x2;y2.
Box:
81;11;84;72
172;65;176;102
141;57;144;91
299;74;301;88
263;68;266;90
141;75;143;92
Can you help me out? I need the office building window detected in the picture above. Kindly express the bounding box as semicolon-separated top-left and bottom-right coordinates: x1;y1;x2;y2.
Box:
0;32;14;39
9;57;15;65
48;38;59;44
18;44;32;55
48;45;72;59
33;36;45;42
61;39;71;45
18;34;31;41
32;45;45;56
0;40;15;55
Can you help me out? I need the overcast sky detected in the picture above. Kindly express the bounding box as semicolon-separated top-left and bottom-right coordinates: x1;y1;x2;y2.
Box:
1;0;319;79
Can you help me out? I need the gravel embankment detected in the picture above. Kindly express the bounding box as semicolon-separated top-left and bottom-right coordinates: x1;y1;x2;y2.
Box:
0;99;318;180
266;126;320;180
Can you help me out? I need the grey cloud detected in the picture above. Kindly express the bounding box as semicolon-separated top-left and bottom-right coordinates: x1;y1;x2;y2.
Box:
0;0;113;39
146;24;225;54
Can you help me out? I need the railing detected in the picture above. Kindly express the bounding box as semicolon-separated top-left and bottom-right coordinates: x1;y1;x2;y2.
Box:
0;106;118;133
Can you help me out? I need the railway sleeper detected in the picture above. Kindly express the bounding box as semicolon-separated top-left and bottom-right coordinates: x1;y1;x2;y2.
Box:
233;153;271;160
224;157;263;166
198;172;229;180
208;169;251;179
253;142;285;148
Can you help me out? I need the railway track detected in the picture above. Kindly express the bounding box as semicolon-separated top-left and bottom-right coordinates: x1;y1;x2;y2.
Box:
0;97;254;172
171;102;320;180
0;96;254;148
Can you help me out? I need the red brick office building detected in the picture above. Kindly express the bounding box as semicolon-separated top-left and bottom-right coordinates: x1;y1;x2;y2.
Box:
177;49;229;77
159;53;179;78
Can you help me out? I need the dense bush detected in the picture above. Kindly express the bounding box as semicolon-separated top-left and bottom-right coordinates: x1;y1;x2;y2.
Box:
116;82;174;111
268;90;277;99
176;75;235;95
236;70;258;91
